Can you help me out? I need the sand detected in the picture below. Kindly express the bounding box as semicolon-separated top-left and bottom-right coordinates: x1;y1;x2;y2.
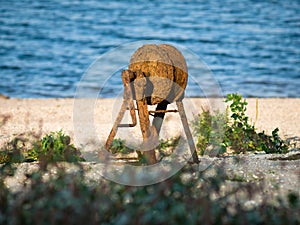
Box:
1;97;300;194
0;98;299;148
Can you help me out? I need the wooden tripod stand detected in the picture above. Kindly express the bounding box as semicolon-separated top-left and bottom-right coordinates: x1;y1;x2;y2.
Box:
105;70;199;164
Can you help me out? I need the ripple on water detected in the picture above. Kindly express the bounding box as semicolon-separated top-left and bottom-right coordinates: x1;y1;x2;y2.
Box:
0;0;299;98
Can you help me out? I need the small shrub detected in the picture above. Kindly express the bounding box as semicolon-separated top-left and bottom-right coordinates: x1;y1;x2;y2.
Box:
192;108;227;156
193;93;289;155
224;94;288;154
109;138;133;154
0;136;27;164
192;109;212;155
0;131;83;164
27;130;84;163
157;136;180;156
0;151;11;164
109;137;180;164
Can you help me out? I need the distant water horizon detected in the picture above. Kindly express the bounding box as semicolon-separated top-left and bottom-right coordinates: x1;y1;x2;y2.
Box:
1;0;300;98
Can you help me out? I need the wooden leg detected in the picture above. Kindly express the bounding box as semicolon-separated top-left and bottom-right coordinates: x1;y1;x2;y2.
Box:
122;70;137;127
105;101;127;150
128;99;136;126
105;70;137;150
176;101;199;163
134;70;157;164
136;98;157;164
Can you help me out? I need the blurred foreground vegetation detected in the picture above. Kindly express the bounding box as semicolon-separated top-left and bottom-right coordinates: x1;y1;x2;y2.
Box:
0;161;299;225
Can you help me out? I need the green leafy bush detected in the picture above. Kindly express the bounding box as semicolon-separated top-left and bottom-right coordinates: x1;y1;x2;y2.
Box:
0;163;299;225
157;136;180;156
0;131;83;164
0;136;27;164
28;130;83;163
109;138;133;154
193;93;288;155
192;108;227;156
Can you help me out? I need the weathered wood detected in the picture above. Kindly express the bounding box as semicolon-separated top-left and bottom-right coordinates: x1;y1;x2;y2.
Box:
105;101;127;150
176;101;200;163
134;69;157;164
105;70;137;150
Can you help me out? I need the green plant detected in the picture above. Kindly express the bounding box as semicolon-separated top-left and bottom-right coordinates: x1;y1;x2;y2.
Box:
0;131;83;164
109;138;133;154
224;94;288;154
193;93;288;155
0;136;27;164
109;137;180;164
192;109;212;155
27;130;83;163
192;108;227;156
0;152;9;164
157;136;180;156
224;93;257;153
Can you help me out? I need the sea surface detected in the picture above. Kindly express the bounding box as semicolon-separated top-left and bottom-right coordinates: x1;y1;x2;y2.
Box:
1;0;300;98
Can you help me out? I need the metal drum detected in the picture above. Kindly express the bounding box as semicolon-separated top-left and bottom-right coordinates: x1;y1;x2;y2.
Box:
129;44;188;105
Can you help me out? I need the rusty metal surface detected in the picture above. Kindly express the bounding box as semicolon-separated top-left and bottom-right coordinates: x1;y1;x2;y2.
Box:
148;109;178;114
129;44;188;105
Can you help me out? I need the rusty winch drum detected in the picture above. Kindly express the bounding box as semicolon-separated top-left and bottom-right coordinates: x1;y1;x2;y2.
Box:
128;44;188;105
105;44;199;164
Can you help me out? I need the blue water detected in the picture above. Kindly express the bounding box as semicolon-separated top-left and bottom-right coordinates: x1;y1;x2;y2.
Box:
1;0;300;98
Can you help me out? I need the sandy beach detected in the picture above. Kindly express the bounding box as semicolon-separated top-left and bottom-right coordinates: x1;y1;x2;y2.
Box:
1;97;300;195
0;97;300;148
